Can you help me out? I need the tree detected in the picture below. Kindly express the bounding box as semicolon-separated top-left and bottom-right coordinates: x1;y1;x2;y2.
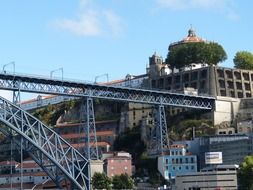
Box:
92;172;112;190
234;51;253;70
167;42;227;69
238;155;253;190
112;173;134;189
113;126;146;163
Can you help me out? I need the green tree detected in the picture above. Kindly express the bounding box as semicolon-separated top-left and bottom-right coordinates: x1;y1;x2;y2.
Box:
238;155;253;190
92;172;112;190
234;51;253;70
167;42;227;69
113;126;146;163
112;173;134;189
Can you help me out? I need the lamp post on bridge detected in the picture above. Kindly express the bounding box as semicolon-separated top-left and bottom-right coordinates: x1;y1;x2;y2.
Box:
94;73;109;84
2;61;15;74
50;67;64;80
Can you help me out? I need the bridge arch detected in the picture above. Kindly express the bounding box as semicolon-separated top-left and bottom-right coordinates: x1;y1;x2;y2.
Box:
0;96;89;190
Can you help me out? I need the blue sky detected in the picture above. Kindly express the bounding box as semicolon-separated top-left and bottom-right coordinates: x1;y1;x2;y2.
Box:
0;0;252;84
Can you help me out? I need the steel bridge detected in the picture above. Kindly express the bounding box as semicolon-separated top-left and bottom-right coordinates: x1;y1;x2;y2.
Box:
0;72;215;189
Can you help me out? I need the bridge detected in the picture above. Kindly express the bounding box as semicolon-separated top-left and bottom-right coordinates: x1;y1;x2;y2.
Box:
0;72;215;189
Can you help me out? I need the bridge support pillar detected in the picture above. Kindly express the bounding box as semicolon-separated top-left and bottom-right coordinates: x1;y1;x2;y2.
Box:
149;105;169;155
80;97;99;190
81;97;99;160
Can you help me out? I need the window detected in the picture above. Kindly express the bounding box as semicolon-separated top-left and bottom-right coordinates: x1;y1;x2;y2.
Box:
186;166;189;170
185;158;188;163
191;157;194;163
191;166;195;170
173;167;175;171
179;166;181;170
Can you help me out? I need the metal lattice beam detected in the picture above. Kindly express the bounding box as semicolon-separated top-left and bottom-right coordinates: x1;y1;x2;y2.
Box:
149;105;170;155
0;73;215;109
80;97;99;160
0;96;89;190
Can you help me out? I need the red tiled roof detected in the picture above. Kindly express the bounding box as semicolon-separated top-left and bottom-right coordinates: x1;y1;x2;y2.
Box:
16;162;39;169
0;160;19;166
55;120;117;128
169;144;185;149
67;141;110;149
61;131;114;139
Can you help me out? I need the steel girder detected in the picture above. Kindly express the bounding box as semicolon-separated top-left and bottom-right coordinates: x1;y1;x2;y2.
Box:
149;105;170;155
0;96;89;190
80;98;99;160
0;73;214;109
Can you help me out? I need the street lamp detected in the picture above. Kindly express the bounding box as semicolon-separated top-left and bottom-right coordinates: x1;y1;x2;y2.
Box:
2;61;15;74
50;67;63;80
94;73;109;84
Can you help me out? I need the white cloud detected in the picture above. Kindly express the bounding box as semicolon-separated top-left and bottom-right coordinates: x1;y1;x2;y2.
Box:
157;0;239;20
54;10;101;36
104;10;123;36
52;1;124;37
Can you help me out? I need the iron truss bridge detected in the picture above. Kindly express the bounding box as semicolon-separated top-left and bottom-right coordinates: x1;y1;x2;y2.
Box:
0;96;89;190
0;73;215;109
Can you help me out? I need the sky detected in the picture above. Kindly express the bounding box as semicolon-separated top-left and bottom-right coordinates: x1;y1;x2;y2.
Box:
0;0;253;99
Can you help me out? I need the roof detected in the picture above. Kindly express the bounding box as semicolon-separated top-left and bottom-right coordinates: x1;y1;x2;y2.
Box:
0;160;19;166
105;156;131;160
169;28;206;50
55;120;118;128
61;130;115;139
16;162;40;169
63;141;110;149
170;144;185;149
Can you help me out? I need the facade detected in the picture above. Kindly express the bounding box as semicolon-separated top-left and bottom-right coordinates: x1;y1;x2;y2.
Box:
55;120;118;153
149;64;253;99
175;165;238;190
0;159;62;189
158;144;197;180
215;127;235;135
179;135;253;170
120;103;153;130
103;152;132;177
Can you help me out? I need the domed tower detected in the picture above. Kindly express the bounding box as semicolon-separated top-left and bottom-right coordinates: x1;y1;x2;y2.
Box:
169;26;206;51
168;27;209;72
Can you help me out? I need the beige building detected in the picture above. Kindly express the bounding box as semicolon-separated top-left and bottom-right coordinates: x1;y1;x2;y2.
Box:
175;165;238;190
120;103;153;130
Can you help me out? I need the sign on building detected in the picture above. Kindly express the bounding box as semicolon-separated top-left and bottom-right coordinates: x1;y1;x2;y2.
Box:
205;152;222;164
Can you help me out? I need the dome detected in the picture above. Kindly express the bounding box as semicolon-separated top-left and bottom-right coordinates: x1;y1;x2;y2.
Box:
169;27;206;50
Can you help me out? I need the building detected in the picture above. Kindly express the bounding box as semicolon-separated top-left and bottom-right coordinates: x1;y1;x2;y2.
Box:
158;144;197;180
148;28;253;99
175;164;239;190
103;151;132;177
120;103;153;131
178;134;253;170
55;120;118;153
0;158;65;189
